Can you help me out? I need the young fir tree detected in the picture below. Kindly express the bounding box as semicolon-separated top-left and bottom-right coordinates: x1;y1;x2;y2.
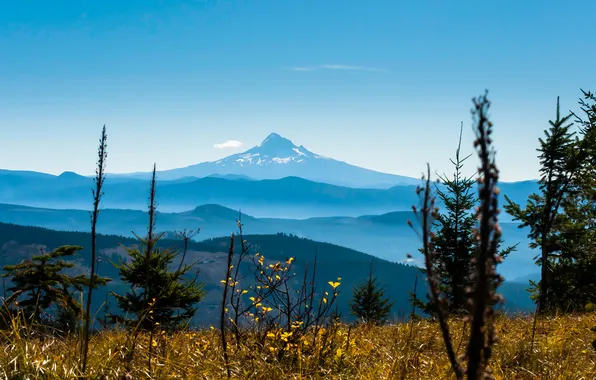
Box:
410;125;516;317
505;97;579;312
350;262;394;324
2;245;110;327
409;93;506;379
432;123;477;314
110;165;205;330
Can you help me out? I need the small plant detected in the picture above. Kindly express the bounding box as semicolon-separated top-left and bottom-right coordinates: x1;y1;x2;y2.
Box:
81;124;108;374
219;233;234;378
350;261;394;324
216;217;343;376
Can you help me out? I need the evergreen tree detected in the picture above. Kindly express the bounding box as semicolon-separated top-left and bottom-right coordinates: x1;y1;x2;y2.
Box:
551;90;596;310
110;236;206;330
432;123;477;314
109;165;205;330
350;262;394;324
411;125;516;317
505;97;580;312
2;245;109;327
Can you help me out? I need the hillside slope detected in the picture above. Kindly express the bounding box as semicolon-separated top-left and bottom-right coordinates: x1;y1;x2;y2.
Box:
0;223;534;326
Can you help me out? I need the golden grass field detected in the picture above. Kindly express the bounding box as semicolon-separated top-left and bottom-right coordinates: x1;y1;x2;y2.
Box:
1;313;595;379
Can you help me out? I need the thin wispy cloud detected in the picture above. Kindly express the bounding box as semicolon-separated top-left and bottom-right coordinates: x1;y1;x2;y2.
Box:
289;64;388;72
214;140;244;149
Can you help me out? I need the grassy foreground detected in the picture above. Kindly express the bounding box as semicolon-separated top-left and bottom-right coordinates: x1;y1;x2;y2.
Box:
0;313;595;379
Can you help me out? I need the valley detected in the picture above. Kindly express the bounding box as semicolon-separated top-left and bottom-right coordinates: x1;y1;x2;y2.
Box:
0;133;541;326
0;222;535;327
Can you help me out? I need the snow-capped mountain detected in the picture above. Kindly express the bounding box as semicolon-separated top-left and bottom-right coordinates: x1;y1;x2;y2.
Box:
214;133;328;167
119;133;419;188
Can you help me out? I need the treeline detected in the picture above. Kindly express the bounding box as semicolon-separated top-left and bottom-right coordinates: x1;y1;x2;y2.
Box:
0;90;594;379
505;92;596;313
405;90;596;379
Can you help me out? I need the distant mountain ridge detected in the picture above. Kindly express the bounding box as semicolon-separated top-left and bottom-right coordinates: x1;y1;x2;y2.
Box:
0;169;539;218
112;133;421;188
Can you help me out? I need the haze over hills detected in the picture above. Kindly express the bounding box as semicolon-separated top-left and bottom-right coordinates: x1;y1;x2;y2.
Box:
0;202;536;281
0;169;539;219
0;128;540;282
112;133;422;188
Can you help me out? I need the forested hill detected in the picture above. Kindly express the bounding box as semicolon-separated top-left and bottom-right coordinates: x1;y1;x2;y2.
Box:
0;222;427;323
0;221;206;255
0;222;533;325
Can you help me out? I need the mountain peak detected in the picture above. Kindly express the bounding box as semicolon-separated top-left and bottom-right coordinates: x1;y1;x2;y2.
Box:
58;171;86;180
182;204;255;220
245;133;307;159
258;133;295;148
59;171;79;177
209;133;317;169
263;132;282;140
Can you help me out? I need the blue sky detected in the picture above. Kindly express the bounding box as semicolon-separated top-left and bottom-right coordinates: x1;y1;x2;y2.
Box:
0;0;594;182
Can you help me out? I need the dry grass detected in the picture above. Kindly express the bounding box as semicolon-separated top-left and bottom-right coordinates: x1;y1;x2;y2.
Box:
0;313;595;379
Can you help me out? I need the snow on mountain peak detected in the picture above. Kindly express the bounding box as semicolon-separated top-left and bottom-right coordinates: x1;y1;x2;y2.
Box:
212;133;326;167
257;133;296;149
119;132;418;187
